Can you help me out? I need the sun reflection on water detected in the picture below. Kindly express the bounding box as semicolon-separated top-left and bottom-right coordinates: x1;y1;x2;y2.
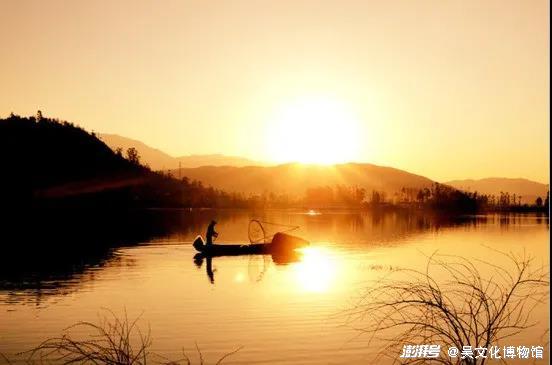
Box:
234;272;246;283
293;246;337;293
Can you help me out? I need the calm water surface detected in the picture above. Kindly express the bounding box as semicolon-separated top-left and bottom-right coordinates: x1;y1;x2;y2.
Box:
0;210;549;364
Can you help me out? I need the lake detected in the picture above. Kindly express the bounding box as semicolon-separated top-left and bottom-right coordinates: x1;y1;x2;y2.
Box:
0;210;549;364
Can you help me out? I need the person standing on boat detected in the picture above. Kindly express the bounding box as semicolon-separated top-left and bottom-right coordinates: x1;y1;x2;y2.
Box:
206;220;219;246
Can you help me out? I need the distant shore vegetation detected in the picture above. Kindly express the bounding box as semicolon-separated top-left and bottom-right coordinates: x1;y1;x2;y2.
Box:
1;113;548;214
235;183;549;213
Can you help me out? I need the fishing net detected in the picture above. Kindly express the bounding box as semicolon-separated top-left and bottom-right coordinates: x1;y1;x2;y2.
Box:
248;219;300;244
248;220;266;244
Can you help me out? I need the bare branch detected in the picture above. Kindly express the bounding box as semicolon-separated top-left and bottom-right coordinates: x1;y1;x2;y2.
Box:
345;251;549;365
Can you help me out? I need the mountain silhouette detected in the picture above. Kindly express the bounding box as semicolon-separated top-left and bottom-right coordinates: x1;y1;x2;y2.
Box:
3;114;545;211
99;133;262;170
96;134;439;198
0;114;249;209
446;178;549;204
169;163;435;197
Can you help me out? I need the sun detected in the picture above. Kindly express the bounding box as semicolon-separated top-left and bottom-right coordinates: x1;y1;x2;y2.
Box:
266;96;361;164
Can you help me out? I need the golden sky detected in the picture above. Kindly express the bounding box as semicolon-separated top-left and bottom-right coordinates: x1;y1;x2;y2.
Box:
0;0;549;182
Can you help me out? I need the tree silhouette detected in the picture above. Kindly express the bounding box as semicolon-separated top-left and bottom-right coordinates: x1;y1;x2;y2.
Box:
126;147;140;165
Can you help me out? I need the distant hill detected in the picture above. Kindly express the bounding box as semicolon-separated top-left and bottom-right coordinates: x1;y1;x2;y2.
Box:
1;116;142;200
0;115;435;208
99;133;176;170
175;154;263;168
0;115;251;209
99;133;262;170
446;178;549;204
170;163;435;197
5;115;546;211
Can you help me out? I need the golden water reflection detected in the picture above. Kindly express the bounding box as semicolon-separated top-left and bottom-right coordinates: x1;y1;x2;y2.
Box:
292;246;339;293
0;211;548;365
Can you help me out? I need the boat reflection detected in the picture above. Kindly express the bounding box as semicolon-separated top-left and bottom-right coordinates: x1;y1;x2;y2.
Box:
193;249;304;284
193;255;216;284
192;246;338;292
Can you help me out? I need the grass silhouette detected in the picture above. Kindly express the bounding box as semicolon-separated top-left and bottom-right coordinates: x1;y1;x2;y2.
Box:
346;250;549;364
2;309;241;365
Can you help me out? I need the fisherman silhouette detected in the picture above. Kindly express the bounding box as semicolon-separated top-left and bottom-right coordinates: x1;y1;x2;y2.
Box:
206;220;219;246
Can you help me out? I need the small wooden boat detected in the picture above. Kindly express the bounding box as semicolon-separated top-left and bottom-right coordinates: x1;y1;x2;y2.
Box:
195;242;270;256
193;232;308;257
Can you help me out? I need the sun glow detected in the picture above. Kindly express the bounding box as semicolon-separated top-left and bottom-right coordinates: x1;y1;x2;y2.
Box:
293;247;337;293
266;96;362;164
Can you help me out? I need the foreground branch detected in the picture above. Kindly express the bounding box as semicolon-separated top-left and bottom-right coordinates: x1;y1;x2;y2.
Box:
346;250;549;365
